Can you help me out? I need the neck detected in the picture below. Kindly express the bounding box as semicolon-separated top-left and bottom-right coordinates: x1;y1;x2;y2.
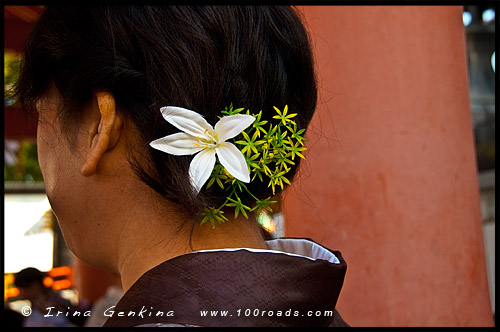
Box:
116;201;267;292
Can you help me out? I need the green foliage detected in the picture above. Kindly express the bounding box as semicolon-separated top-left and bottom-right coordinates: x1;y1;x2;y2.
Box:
200;207;228;229
4;141;44;182
201;105;307;227
4;52;21;106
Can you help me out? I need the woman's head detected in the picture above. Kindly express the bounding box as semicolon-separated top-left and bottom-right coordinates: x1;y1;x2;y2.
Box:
16;6;317;227
14;267;48;301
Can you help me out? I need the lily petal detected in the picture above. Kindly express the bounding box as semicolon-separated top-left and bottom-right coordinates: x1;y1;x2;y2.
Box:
215;114;255;142
216;142;250;183
161;106;213;137
150;132;203;156
189;148;216;193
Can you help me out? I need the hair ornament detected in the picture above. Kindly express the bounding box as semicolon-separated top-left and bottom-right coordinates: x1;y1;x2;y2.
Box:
150;104;307;228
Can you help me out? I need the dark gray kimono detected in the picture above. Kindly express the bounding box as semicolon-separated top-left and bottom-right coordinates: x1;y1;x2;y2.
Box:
104;238;348;327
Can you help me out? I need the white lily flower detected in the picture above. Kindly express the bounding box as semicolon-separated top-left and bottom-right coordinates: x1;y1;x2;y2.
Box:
150;106;255;193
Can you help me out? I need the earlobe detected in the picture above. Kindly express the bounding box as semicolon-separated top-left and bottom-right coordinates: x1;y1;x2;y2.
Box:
81;92;122;177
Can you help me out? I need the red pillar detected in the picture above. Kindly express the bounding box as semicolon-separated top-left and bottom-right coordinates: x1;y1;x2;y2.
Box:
284;6;493;326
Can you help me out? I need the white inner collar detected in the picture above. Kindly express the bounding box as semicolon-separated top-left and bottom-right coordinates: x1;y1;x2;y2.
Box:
192;238;340;264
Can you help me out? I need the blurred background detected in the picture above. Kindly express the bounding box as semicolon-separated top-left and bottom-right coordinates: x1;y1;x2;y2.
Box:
3;5;496;327
461;5;496;321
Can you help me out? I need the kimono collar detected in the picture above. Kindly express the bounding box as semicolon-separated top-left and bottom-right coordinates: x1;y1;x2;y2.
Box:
104;238;347;327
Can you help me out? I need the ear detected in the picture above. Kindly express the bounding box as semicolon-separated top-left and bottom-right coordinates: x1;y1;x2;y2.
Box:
81;91;123;177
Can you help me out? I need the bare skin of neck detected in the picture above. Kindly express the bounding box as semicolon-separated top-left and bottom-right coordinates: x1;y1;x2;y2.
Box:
116;199;268;292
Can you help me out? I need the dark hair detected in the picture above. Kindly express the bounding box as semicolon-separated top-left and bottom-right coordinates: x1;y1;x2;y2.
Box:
14;267;47;288
15;6;317;222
